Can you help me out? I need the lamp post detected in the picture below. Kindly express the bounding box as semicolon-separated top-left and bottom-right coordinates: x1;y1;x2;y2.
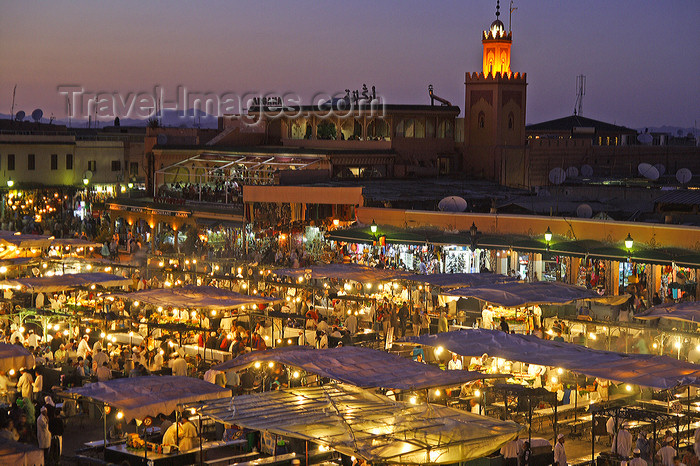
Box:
6;179;14;188
544;227;552;251
625;233;633;262
370;220;377;235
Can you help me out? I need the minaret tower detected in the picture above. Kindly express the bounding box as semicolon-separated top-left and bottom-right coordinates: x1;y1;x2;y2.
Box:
482;1;512;76
464;0;527;184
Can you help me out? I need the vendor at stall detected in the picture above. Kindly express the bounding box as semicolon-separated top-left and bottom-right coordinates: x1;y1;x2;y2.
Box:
178;418;198;452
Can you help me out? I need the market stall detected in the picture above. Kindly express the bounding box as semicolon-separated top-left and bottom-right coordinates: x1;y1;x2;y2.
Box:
0;343;33;372
403;329;700;390
68;376;232;465
443;281;602;331
186;383;525;464
214;345;500;391
0;272;132;293
109;285;280;312
0;437;44;465
634;301;700;323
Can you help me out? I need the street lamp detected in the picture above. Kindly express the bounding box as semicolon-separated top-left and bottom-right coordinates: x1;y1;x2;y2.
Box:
82;178;89;186
625;233;634;250
370;220;377;234
6;179;13;188
544;226;552;251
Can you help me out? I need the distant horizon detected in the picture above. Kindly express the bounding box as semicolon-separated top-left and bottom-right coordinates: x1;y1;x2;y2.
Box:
1;109;698;136
1;1;698;128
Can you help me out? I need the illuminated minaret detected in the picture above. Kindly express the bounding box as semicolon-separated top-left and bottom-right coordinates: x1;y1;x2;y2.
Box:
481;0;512;76
464;0;527;183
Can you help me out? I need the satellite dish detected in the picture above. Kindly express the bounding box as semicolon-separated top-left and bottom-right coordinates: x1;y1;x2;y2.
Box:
14;111;25;122
156;134;168;145
637;132;653;145
580;165;593;178
548;167;566;185
536;188;551;197
638;163;659;181
576;204;593;218
676;168;692;184
566;166;579;178
31;109;43;123
654;164;666;177
438;196;467;212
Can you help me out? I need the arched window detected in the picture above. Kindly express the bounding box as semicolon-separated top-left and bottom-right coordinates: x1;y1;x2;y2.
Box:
508;112;514;130
478;112;485;129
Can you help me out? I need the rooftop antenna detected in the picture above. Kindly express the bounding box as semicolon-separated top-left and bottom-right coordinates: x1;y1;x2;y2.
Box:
574;74;586;116
509;0;517;32
10;85;17;121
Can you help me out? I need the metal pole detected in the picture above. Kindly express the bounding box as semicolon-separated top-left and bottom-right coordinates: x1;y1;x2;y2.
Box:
103;403;107;460
688;385;692;447
652;421;657;466
528;397;532;447
554;396;558;443
591;411;596;464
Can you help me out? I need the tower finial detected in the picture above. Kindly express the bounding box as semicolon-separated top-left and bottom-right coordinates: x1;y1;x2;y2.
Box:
496;0;501;19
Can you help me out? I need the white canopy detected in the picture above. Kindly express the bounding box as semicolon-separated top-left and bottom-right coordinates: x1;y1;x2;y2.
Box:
0;272;131;292
0;438;44;465
190;384;523;464
0;231;53;249
404;329;700;389
411;273;515;289
273;263;415;283
68;376;231;422
215;346;502;391
110;285;280;310
444;281;600;307
0;344;33;373
634;301;700;323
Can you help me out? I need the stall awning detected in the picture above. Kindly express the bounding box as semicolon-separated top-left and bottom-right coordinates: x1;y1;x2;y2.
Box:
443;281;600;307
634;302;700;323
68;376;231;422
214;346;501;391
403;329;700;389
188;384;523;464
0;438;44;465
272;263;415;283
0;344;33;373
0;231;53;249
0;272;131;292
50;238;103;248
412;273;515;289
110;285;280;310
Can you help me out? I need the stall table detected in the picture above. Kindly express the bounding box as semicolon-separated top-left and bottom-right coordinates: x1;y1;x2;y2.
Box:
104;438;246;466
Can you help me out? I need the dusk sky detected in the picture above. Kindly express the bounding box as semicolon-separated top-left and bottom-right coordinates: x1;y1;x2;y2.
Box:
1;0;698;128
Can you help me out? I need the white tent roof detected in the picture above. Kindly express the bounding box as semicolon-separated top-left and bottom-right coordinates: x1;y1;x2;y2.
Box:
0;344;33;373
189;384;523;464
411;273;516;289
110;285;280;310
0;231;53;249
215;346;502;391
634;301;700;323
273;263;415;283
444;281;600;307
0;438;43;465
68;376;231;422
404;329;700;389
0;272;131;292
